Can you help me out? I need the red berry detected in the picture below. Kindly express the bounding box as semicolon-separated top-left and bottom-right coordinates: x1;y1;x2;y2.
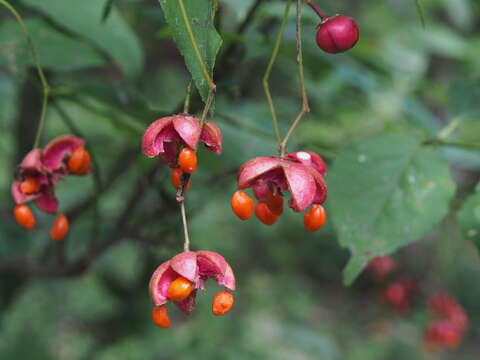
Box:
68;147;91;174
152;305;170;328
171;167;191;190
316;15;359;54
167;277;193;302
212;290;234;316
178;147;197;174
303;205;327;232
19;176;40;194
231;191;254;221
255;202;279;226
13;204;35;230
50;214;69;241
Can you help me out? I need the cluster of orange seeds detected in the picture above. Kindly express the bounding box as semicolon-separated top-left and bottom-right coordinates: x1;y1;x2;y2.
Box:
231;190;327;231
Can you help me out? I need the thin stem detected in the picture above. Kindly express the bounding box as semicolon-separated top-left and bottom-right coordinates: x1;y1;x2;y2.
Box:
183;81;193;113
280;0;310;157
177;0;215;90
34;91;49;148
423;139;480;150
263;0;292;147
180;201;190;252
0;0;51;148
437;119;462;141
200;88;215;127
306;0;327;19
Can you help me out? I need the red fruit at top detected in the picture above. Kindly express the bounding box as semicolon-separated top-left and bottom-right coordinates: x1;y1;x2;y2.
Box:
13;204;35;230
316;15;359;54
367;256;396;282
255;202;279;226
303;204;327;232
178;147;197;174
231;191;254;221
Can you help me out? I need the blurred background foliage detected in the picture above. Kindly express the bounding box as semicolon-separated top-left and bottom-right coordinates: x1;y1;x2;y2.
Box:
0;0;480;359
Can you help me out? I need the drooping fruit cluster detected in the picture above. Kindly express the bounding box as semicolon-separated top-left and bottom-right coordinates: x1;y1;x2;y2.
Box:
231;151;328;231
142;114;222;191
149;251;235;328
424;293;469;350
307;1;360;54
11;135;91;241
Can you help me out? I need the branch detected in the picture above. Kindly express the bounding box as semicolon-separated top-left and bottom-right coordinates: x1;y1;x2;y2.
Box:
279;0;310;156
0;0;51;148
263;0;293;147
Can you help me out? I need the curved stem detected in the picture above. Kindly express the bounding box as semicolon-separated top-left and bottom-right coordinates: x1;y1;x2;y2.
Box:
200;88;215;127
280;0;310;157
180;201;190;252
177;0;215;91
306;0;327;19
0;0;51;149
263;0;292;148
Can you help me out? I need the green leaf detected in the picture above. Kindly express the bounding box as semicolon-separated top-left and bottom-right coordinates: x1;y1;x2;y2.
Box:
458;182;480;251
328;135;455;285
0;18;105;72
101;0;117;23
448;79;480;117
414;0;426;28
20;0;143;77
158;0;222;102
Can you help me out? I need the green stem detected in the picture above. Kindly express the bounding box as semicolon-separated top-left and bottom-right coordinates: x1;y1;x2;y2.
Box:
0;0;51;149
424;139;480;150
437;119;462;141
200;88;215;127
280;0;310;157
177;0;215;91
263;0;292;148
180;200;190;252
